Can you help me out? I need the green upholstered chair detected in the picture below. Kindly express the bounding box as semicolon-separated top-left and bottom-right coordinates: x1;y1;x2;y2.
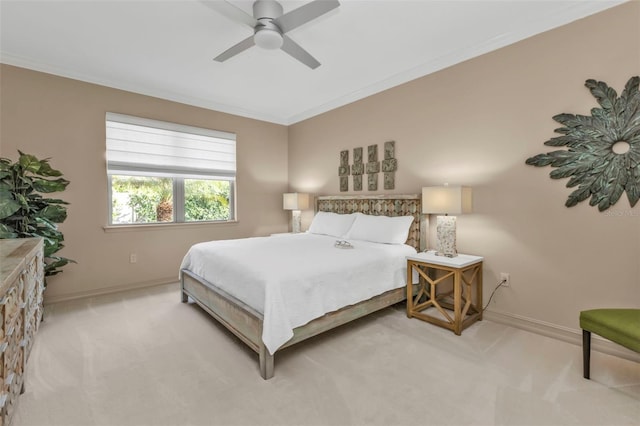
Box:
580;309;640;379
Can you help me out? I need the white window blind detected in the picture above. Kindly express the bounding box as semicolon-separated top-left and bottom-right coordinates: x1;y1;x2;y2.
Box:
106;113;236;180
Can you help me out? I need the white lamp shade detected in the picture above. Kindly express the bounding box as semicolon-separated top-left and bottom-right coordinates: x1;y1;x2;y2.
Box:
283;193;310;210
422;186;472;215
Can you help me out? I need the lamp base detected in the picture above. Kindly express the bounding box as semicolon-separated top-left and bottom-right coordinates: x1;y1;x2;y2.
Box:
291;210;302;234
435;215;457;257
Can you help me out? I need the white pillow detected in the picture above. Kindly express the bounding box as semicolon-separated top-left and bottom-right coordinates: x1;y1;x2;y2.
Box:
308;212;359;238
346;214;414;245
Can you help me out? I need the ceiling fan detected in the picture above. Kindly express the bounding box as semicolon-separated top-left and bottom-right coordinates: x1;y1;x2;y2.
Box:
203;0;340;69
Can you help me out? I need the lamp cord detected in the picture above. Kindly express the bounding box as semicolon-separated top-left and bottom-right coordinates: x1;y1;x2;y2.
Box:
482;279;508;312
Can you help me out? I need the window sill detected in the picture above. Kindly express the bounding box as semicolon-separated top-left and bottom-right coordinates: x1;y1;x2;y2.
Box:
103;220;238;233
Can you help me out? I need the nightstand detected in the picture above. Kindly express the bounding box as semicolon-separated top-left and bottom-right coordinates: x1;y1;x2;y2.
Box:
406;251;483;335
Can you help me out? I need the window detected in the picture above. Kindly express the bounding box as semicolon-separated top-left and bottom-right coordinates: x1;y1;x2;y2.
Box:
106;113;236;225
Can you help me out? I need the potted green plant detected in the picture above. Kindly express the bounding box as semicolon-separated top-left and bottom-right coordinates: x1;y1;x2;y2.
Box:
0;151;75;279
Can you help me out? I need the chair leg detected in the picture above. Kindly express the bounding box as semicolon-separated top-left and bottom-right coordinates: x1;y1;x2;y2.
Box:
582;329;591;379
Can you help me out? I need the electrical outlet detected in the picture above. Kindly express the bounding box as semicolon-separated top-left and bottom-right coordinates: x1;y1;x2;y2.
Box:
500;272;510;287
129;253;137;264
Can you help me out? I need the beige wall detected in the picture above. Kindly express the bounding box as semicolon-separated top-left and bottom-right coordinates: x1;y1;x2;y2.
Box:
288;3;640;331
0;3;638;333
0;65;289;301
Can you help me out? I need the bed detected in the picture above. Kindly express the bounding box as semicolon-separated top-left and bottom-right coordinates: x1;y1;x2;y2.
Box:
179;194;421;379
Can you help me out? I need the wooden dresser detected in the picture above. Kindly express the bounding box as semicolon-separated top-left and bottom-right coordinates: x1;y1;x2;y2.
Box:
0;238;44;426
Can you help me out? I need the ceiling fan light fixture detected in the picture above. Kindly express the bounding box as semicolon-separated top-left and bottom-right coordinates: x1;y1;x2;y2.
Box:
211;0;341;68
254;29;283;50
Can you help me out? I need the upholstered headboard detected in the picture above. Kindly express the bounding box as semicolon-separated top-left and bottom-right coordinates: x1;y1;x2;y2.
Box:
315;194;421;251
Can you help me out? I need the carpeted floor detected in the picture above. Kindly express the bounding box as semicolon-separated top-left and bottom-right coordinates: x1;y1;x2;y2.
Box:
13;283;640;426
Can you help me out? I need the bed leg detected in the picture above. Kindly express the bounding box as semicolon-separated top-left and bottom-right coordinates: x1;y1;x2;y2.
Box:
180;278;188;303
259;344;274;380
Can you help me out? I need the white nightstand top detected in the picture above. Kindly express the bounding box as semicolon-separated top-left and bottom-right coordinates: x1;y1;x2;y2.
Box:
407;251;483;268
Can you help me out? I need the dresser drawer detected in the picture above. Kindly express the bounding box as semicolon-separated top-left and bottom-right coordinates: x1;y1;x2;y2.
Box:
0;366;23;426
23;252;43;299
2;327;22;379
0;287;21;325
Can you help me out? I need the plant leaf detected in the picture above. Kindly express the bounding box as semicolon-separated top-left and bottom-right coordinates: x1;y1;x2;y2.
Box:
42;198;70;205
0;223;18;238
38;204;68;223
32;177;69;193
18;152;43;173
36;160;62;177
45;256;76;276
0;190;20;219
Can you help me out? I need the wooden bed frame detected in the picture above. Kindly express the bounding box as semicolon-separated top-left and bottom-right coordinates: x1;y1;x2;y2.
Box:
180;194;421;379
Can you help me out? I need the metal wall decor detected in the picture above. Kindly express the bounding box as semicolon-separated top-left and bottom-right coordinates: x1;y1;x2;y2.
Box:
526;76;640;211
367;144;380;190
382;141;398;189
352;147;364;191
339;150;349;192
338;142;400;192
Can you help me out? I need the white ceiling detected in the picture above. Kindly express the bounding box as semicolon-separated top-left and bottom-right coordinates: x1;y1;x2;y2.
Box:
0;0;625;125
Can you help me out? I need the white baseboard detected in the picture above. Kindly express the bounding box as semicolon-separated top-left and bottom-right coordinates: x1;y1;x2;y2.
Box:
484;310;640;363
44;277;178;305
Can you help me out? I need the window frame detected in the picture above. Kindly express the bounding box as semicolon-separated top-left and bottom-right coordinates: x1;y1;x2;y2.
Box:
105;113;237;227
107;175;236;226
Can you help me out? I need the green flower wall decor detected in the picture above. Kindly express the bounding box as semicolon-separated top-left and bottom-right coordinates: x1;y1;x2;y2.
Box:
526;76;639;212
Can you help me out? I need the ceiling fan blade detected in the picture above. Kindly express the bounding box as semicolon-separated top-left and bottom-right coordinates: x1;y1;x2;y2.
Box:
214;35;256;62
281;35;320;69
273;0;340;33
200;0;257;28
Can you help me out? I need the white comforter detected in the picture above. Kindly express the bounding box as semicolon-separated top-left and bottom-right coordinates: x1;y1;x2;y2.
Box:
179;233;416;354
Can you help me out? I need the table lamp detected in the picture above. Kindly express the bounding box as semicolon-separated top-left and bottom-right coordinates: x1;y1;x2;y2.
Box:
283;193;310;233
422;185;472;257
